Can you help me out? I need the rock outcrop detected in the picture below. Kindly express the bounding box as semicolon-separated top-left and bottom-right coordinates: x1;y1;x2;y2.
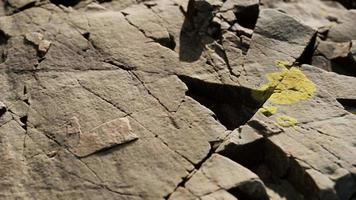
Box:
0;0;355;199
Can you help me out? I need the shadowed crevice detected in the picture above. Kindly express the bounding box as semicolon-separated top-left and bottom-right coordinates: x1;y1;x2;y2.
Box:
50;0;81;7
178;75;266;130
337;98;356;114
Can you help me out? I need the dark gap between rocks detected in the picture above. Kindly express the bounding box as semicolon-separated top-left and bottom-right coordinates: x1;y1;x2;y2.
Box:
0;106;6;117
335;0;356;9
178;75;266;130
154;33;176;50
219;131;352;199
50;0;81;7
295;32;317;65
219;136;314;199
331;56;356;77
0;30;10;63
194;141;216;169
20;115;28;130
11;1;37;14
227;187;257;200
97;0;112;3
179;0;214;62
23;85;30;105
234;4;260;29
82;32;90;40
337;99;356;114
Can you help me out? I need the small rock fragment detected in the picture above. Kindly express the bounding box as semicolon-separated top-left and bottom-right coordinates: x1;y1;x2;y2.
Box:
25;32;44;46
85;2;106;11
231;23;253;37
38;40;51;54
70;117;138;157
317;40;351;59
25;32;51;55
185;154;268;199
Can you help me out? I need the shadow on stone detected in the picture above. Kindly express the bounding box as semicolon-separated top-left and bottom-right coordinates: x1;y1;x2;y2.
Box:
50;0;81;7
179;0;214;62
337;98;356;114
334;172;356;200
331;55;356;77
178;75;266;130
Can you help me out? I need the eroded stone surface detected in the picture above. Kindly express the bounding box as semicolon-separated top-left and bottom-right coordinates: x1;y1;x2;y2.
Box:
1;0;356;199
69;117;138;157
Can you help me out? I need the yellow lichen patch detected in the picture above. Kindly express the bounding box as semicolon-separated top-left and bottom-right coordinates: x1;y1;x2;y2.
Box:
253;67;316;105
259;106;278;117
251;71;284;102
275;60;291;69
276;115;298;127
269;67;316;105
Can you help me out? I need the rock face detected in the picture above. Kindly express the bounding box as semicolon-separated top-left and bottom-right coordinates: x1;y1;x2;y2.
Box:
0;0;355;199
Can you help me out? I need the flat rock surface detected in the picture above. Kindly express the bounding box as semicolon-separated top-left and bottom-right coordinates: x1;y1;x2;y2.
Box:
0;0;356;199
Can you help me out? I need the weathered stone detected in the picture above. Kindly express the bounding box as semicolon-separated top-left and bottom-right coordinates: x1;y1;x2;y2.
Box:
185;154;267;199
1;0;356;199
25;32;44;46
261;0;346;29
239;8;315;87
201;190;237;200
328;10;356;42
168;187;196;200
69;117;139;157
317;40;351;59
38;39;51;54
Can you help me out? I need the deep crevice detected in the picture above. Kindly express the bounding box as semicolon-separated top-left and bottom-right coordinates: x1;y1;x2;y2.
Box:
0;105;6;117
295;32;317;65
337;99;356;114
153;33;176;50
0;30;10;63
220;136;311;199
178;75;266;130
334;0;356;9
193;141;215;169
50;0;81;7
82;32;90;40
234;4;260;29
19;115;28;130
330;55;356;77
11;1;37;14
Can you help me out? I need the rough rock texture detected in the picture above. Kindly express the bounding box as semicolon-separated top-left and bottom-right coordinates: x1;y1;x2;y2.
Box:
0;0;356;199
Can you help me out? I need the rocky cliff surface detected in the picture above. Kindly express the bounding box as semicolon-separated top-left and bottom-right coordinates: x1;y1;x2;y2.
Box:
0;0;356;199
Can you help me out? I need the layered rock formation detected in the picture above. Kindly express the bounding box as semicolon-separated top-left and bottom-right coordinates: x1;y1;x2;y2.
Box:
0;0;355;199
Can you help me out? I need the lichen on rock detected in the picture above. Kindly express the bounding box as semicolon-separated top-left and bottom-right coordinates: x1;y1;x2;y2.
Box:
276;115;298;127
258;106;278;117
275;60;292;69
269;67;316;105
253;67;316;105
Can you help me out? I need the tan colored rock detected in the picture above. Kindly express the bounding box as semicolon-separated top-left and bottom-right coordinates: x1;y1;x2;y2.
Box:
185;154;267;199
25;32;44;46
201;190;237;200
69;117;138;157
38;39;51;54
168;187;196;200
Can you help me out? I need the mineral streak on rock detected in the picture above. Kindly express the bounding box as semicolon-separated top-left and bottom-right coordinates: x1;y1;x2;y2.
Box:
1;0;356;199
